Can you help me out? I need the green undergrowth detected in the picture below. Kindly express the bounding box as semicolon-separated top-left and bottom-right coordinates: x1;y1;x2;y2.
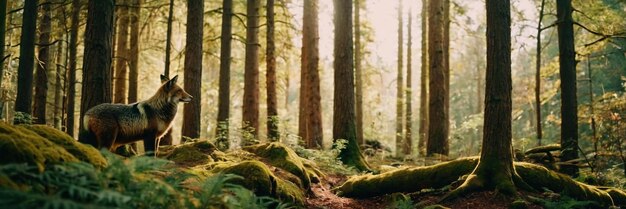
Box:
0;123;294;208
0;152;290;209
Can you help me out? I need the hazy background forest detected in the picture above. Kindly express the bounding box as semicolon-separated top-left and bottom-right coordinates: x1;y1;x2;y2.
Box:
3;0;624;156
2;0;626;208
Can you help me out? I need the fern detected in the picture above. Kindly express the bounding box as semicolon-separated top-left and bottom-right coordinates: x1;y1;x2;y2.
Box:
0;150;289;209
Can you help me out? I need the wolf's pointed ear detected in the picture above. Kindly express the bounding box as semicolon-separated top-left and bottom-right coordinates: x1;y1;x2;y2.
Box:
160;74;169;83
170;75;179;84
165;75;178;90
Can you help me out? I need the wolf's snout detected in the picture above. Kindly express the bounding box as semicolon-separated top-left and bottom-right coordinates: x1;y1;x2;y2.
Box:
181;95;193;102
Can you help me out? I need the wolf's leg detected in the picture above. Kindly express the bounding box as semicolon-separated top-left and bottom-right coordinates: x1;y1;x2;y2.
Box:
97;127;118;152
143;135;157;156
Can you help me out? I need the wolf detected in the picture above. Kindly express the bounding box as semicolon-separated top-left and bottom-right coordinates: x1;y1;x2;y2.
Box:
79;75;192;154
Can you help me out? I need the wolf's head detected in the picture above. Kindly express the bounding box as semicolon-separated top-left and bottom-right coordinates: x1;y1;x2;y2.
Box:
159;75;193;103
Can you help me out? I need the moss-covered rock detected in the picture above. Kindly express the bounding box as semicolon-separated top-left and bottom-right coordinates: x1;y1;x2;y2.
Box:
19;125;107;168
244;142;322;189
209;160;304;205
0;123;78;171
162;141;222;167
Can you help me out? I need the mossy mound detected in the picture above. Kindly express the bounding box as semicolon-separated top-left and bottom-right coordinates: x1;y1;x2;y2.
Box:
244;142;322;189
19;125;107;168
0;123;78;171
161;140;228;167
209;160;304;205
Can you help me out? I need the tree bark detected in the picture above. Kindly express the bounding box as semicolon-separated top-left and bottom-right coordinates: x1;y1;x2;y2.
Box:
354;0;364;146
299;0;323;149
443;0;526;200
181;0;204;139
0;0;6;118
333;0;370;172
418;0;428;156
128;0;140;103
79;0;114;133
114;1;129;104
14;0;38;122
66;0;80;137
159;0;174;146
33;0;51;125
164;0;173;78
53;16;65;129
395;0;404;158
216;0;233;150
426;0;448;156
535;0;545;146
266;0;279;141
404;9;413;156
242;0;260;143
556;0;579;177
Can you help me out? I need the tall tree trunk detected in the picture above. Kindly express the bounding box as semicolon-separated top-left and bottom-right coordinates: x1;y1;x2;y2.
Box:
66;0;80;137
14;0;38;123
114;1;129;104
557;0;578;177
299;0;323;149
127;0;140;151
535;0;545;146
0;0;6;117
164;0;173;77
426;0;448;156
242;0;260;143
181;0;204;139
128;0;140;103
395;0;404;158
79;0;114;133
159;0;174;146
404;9;413;156
53;16;65;129
444;0;526;199
418;0;428;156
216;0;233;150
266;0;279;141
333;0;369;172
354;0;364;146
34;0;51;125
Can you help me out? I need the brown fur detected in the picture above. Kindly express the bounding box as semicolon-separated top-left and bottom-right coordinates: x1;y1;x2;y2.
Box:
79;75;192;154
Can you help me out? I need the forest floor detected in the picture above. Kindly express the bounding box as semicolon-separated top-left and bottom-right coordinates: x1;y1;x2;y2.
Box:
304;171;547;209
303;157;547;209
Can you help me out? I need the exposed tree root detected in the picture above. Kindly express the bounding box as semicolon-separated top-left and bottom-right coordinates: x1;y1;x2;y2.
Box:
334;157;626;207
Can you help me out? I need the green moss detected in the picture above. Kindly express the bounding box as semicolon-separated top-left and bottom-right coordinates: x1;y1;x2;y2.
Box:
209;160;304;205
509;199;529;209
515;162;613;206
164;141;221;167
335;157;479;198
20;125;107;168
0;123;78;171
604;188;626;206
244;142;321;189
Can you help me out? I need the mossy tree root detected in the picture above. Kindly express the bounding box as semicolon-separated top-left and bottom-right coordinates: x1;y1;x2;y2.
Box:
335;157;625;207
